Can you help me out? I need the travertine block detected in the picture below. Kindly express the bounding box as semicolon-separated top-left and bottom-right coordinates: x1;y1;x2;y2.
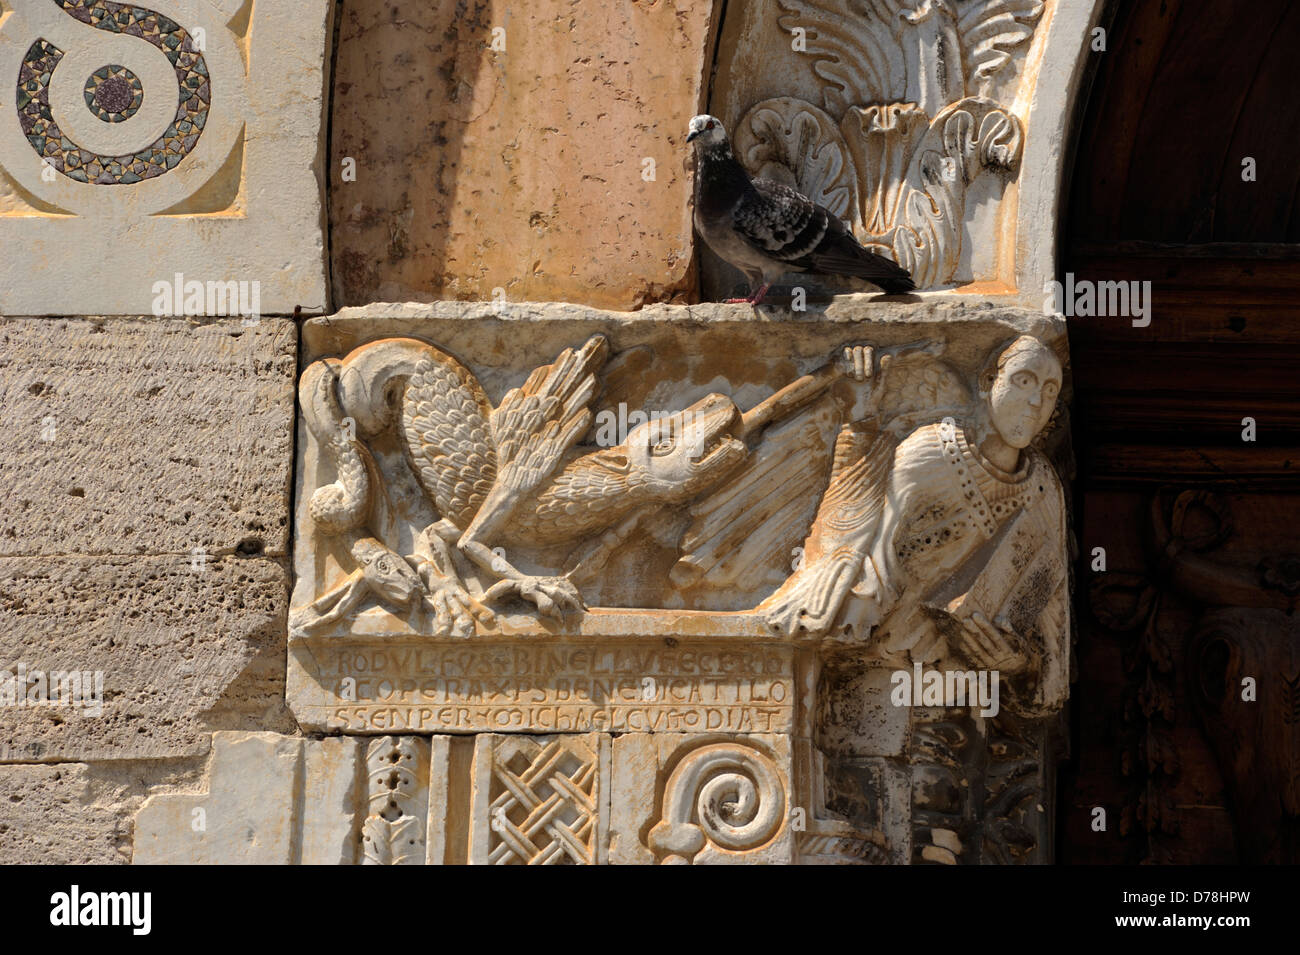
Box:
0;762;136;864
0;317;296;558
0;555;292;761
329;0;717;309
0;0;332;315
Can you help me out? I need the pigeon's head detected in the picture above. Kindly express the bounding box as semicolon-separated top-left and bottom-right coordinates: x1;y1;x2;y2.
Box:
686;114;728;148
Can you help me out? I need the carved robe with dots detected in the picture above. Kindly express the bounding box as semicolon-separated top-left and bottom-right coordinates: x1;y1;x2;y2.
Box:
764;417;1069;715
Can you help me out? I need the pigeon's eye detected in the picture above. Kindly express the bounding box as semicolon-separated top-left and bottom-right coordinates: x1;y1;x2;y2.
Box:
707;120;717;129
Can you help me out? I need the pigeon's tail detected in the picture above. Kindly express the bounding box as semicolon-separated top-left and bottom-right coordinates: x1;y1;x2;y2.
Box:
812;230;916;295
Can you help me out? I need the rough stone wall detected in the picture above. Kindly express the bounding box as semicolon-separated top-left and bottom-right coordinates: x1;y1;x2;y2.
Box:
0;318;298;862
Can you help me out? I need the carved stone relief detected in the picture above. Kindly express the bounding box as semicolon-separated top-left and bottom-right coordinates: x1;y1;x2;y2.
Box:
709;0;1048;293
273;302;1072;864
0;0;331;314
470;734;609;865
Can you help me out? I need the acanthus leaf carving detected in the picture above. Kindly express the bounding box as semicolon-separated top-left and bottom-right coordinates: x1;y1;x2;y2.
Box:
737;0;1040;289
736;95;1024;288
775;0;1043;114
732;97;858;221
956;0;1045;95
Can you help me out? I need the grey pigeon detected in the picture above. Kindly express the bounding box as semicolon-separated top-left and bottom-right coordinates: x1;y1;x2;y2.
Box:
686;114;915;304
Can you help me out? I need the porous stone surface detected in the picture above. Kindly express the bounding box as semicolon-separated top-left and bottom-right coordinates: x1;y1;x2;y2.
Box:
329;0;718;310
0;317;297;558
0;315;298;762
0;555;295;762
0;758;205;865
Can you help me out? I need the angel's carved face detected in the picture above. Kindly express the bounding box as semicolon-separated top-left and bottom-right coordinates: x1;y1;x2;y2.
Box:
987;343;1061;450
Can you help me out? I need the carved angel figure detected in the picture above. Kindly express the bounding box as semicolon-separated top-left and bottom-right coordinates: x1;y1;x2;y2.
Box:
759;335;1069;713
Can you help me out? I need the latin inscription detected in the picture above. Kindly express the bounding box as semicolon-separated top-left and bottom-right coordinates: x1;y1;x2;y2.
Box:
301;643;794;734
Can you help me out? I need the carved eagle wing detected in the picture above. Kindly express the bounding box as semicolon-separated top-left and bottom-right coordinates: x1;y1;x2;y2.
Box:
450;335;610;541
871;354;972;434
489;335;609;493
401;353;498;530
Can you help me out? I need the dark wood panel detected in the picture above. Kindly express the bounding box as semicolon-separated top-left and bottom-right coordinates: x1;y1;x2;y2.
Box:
1069;0;1300;244
1061;0;1300;865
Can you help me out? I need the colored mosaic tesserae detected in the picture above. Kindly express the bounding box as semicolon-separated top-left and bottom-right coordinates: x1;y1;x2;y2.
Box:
17;1;209;184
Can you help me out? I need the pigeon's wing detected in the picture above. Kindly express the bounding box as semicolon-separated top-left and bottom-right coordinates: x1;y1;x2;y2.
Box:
671;398;837;594
732;179;831;268
401;355;498;530
738;179;914;293
488;335;610;498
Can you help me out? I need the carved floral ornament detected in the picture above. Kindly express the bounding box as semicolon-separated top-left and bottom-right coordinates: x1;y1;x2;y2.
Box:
730;0;1044;287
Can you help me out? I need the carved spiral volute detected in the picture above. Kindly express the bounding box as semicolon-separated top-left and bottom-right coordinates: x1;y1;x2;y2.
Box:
648;743;786;864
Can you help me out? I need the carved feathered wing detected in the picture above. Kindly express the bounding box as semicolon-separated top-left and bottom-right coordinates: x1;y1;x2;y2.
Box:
401;355;498;530
460;336;610;539
671;398;837;592
671;353;966;599
873;355;972;434
758;423;899;637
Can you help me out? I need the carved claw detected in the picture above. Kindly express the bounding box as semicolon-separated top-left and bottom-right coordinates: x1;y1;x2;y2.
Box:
415;559;495;639
763;597;837;639
483;575;585;617
760;557;860;639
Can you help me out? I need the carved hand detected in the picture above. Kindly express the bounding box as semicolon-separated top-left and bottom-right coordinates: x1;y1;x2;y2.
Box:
836;344;875;382
954;611;1033;672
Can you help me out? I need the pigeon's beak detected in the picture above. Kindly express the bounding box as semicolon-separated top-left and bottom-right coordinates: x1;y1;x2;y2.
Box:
686;130;700;143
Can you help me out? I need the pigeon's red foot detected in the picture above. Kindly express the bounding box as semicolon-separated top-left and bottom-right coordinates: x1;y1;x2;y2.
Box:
726;284;771;306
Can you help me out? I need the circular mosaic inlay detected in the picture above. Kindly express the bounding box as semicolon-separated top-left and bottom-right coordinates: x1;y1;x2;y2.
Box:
84;65;143;123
